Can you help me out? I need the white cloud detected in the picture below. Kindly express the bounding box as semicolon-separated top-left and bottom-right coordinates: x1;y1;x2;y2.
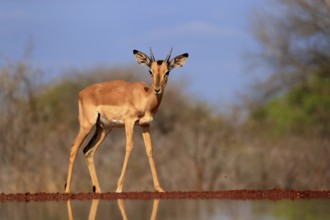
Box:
149;21;241;39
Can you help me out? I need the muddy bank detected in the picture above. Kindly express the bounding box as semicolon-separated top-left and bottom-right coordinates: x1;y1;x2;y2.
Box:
1;189;329;202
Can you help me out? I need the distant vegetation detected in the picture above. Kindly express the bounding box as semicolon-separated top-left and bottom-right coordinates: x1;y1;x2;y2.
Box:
247;0;330;138
0;0;329;192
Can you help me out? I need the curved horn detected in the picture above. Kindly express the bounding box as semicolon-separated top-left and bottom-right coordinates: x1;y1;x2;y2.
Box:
165;48;173;62
149;47;155;61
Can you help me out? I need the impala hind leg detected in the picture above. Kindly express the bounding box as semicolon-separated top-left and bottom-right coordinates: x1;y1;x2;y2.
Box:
83;123;109;193
65;125;93;193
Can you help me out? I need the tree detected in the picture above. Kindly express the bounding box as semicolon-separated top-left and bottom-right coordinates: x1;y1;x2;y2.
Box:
248;0;330;137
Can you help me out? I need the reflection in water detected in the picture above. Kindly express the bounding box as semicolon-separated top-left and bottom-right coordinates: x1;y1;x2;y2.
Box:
67;200;73;220
117;200;127;220
67;200;100;220
1;199;330;219
89;200;99;220
117;199;160;220
67;199;160;220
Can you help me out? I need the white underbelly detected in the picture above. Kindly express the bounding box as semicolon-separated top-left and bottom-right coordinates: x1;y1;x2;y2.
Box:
98;114;154;128
99;116;125;128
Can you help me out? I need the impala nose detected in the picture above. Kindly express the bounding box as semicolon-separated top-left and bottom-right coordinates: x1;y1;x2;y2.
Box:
154;89;161;95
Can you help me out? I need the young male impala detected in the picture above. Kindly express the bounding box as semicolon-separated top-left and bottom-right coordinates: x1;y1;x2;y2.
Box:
64;48;188;193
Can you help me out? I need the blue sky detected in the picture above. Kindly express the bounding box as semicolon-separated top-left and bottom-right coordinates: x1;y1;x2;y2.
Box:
0;1;267;106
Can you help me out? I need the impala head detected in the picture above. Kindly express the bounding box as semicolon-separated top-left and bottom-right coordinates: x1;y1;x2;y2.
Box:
133;48;189;95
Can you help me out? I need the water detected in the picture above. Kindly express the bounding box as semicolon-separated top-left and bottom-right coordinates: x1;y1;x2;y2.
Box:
1;199;329;219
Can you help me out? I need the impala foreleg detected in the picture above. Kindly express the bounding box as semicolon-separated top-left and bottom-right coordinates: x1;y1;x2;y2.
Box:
116;120;135;193
142;125;164;192
83;123;109;193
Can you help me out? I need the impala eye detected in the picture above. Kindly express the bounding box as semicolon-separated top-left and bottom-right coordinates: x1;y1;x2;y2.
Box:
149;70;153;76
165;71;170;76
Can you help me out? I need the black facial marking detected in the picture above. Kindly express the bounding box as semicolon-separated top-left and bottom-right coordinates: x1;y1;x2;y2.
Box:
83;113;102;154
156;60;163;65
93;186;96;193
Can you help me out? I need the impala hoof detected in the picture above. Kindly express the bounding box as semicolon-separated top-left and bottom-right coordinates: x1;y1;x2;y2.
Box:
64;183;70;193
155;187;165;193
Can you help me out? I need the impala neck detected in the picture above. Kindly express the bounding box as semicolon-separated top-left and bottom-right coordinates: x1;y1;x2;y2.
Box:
147;87;164;114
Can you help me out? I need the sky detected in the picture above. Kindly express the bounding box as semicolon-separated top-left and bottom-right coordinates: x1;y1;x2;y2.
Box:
0;0;267;106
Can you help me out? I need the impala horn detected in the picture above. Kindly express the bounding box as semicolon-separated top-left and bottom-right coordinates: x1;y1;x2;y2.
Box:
149;47;155;61
165;48;173;63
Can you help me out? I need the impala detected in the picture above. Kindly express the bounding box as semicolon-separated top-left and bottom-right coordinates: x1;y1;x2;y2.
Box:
64;48;189;193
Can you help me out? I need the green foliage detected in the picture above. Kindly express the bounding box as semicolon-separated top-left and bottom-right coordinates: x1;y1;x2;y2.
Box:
37;80;84;129
251;75;330;137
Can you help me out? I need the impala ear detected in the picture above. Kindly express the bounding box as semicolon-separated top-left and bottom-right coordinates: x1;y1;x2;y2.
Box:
169;53;189;70
133;50;152;67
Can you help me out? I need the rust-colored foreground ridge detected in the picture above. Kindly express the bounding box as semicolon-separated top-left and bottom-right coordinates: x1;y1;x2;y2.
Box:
1;189;329;202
